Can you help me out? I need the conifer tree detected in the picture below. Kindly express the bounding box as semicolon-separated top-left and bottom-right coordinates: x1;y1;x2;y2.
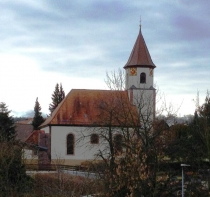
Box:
49;83;65;114
0;102;16;142
32;97;44;130
59;83;65;103
0;141;33;195
0;103;32;194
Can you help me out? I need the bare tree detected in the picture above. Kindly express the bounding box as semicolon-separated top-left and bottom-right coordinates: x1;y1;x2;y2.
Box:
105;69;125;90
73;67;200;197
77;69;184;196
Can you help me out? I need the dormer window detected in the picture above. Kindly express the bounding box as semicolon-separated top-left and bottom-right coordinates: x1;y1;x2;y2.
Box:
140;72;146;83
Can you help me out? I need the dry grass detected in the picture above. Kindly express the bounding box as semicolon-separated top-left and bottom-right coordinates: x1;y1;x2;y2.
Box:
28;172;104;197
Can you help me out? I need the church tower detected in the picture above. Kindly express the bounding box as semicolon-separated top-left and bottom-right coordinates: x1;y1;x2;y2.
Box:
124;27;156;118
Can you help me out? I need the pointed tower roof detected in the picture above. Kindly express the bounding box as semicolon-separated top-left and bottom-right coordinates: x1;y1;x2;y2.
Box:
124;28;156;69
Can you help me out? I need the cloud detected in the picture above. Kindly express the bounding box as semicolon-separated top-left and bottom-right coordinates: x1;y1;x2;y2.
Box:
0;0;210;116
21;110;34;118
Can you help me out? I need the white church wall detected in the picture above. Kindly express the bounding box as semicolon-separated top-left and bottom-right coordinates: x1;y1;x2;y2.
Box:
126;67;154;89
50;126;107;165
41;126;49;134
127;88;155;123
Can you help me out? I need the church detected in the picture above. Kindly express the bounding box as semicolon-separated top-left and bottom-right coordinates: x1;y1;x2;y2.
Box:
24;27;156;166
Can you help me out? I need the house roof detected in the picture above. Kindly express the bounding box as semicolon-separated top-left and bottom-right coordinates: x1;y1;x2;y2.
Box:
40;89;138;127
16;118;33;124
25;130;49;151
15;123;34;142
25;130;45;145
124;28;156;69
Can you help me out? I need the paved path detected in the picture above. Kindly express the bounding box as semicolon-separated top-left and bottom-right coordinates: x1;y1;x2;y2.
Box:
27;169;100;179
62;170;98;179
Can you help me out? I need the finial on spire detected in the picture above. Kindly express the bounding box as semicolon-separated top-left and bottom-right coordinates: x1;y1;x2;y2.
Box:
139;16;142;32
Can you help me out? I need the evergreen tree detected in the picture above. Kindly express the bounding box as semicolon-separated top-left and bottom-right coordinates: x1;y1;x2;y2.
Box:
0;141;33;195
0;102;16;142
59;83;65;103
32;97;44;130
0;103;33;195
49;83;65;114
195;91;210;162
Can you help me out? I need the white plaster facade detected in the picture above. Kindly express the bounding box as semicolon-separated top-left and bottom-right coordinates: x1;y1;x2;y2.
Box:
125;67;154;90
50;126;104;165
125;66;156;121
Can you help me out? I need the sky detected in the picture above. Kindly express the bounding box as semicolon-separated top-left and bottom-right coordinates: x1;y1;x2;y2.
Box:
0;0;210;117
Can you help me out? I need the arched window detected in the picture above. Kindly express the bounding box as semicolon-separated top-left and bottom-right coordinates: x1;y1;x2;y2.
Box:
67;134;74;155
114;134;123;154
90;134;99;144
140;72;146;83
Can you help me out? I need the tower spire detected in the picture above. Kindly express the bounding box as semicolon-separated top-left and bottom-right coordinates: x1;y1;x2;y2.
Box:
124;22;156;69
139;16;142;32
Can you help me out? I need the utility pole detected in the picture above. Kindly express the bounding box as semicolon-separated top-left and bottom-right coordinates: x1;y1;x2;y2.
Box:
181;164;190;197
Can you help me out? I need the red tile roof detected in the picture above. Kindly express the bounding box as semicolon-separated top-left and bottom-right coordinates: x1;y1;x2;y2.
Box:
40;89;138;127
25;130;45;145
124;29;156;69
